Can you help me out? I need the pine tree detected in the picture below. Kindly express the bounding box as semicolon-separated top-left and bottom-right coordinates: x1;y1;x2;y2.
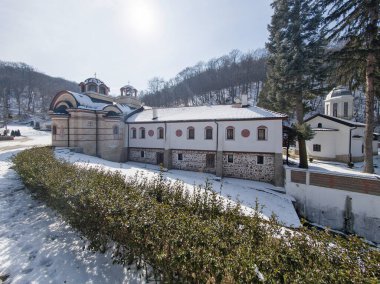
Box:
262;0;327;168
320;0;379;173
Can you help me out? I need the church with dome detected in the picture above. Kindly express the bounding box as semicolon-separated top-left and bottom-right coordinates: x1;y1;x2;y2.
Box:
305;86;378;163
49;76;287;186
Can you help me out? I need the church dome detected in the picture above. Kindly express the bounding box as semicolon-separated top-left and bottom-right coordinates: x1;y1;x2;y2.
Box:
84;77;107;86
325;86;352;101
79;77;110;95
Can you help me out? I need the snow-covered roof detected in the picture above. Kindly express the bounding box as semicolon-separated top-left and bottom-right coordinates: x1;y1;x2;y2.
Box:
120;85;137;91
305;113;365;127
114;103;133;114
325;86;352;100
82;77;107;86
69;91;108;111
312;127;339;131
127;105;286;123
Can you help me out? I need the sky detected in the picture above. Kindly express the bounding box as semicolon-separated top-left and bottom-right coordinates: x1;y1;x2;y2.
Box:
0;0;272;94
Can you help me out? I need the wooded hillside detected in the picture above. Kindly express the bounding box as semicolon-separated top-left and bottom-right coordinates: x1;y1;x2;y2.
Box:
0;61;79;119
141;49;267;107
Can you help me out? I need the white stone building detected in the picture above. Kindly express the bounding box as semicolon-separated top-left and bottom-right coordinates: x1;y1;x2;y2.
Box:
49;77;287;185
305;86;378;163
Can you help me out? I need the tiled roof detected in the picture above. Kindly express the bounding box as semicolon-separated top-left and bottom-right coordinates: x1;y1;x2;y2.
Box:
127;105;286;123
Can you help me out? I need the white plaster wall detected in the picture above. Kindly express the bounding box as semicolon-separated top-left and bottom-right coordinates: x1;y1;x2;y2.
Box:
128;122;166;149
285;168;380;243
306;116;367;158
217;120;282;153
126;119;283;154
167;121;218;151
306;131;337;158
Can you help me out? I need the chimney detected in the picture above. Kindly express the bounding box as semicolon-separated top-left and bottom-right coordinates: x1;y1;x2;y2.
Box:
152;108;158;120
241;94;248;107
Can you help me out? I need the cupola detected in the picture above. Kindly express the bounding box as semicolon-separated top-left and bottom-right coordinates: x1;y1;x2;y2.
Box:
120;85;138;97
324;86;354;119
79;77;110;96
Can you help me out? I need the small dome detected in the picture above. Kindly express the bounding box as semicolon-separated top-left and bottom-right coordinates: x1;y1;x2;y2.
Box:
120;84;138;97
79;77;110;95
84;78;106;86
325;86;352;100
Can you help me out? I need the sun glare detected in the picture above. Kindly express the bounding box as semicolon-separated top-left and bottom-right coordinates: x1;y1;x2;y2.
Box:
126;1;158;38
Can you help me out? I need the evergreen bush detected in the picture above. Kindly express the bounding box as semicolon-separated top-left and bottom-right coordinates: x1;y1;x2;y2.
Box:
12;147;380;283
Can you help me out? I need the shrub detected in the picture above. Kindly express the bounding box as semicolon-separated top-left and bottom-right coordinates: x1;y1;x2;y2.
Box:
12;147;380;283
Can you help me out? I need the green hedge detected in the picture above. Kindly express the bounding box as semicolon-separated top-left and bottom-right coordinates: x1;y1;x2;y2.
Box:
12;147;380;283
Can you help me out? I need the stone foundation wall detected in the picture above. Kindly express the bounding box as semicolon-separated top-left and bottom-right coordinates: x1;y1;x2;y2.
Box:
171;149;216;174
129;147;164;165
222;152;275;182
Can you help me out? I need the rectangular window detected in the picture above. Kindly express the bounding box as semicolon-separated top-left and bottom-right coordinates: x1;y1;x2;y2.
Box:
132;129;136;139
258;128;266;140
158;128;164;139
333;103;338;117
205;128;213;140
257;155;264;164
226;128;234;140
344;102;348;117
188;128;195;139
140;151;145;158
227;154;233;163
206;154;215;168
178;153;183;161
313;144;321;152
140;129;145;139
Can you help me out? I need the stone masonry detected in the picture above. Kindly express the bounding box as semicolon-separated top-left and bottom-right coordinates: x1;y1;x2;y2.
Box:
129;147;164;165
171;149;216;174
222;152;275;182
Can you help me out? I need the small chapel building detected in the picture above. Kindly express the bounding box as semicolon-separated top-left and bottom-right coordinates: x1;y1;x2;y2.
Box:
49;77;287;186
305;86;378;163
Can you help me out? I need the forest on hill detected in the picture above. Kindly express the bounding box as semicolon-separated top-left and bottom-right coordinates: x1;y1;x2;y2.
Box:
0;61;79;119
141;49;267;107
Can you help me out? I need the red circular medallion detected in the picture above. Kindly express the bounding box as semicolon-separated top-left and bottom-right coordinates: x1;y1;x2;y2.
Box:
148;130;154;137
241;129;250;138
176;129;182;137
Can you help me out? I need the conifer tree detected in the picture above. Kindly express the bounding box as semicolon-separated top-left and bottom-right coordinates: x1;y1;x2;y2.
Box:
262;0;326;168
320;0;379;173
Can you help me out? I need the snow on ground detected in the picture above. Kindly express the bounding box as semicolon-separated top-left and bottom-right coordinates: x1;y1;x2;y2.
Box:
0;150;144;284
286;153;380;178
55;149;300;227
0;123;302;283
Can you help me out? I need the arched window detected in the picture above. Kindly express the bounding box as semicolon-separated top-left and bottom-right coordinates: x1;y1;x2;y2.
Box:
205;126;213;140
52;125;57;135
187;127;195;140
80;85;85;93
226;126;234;140
140;127;146;139
99;86;106;95
131;127;136;139
88;84;97;92
317;123;322;128
257;126;267;141
157;127;164;139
